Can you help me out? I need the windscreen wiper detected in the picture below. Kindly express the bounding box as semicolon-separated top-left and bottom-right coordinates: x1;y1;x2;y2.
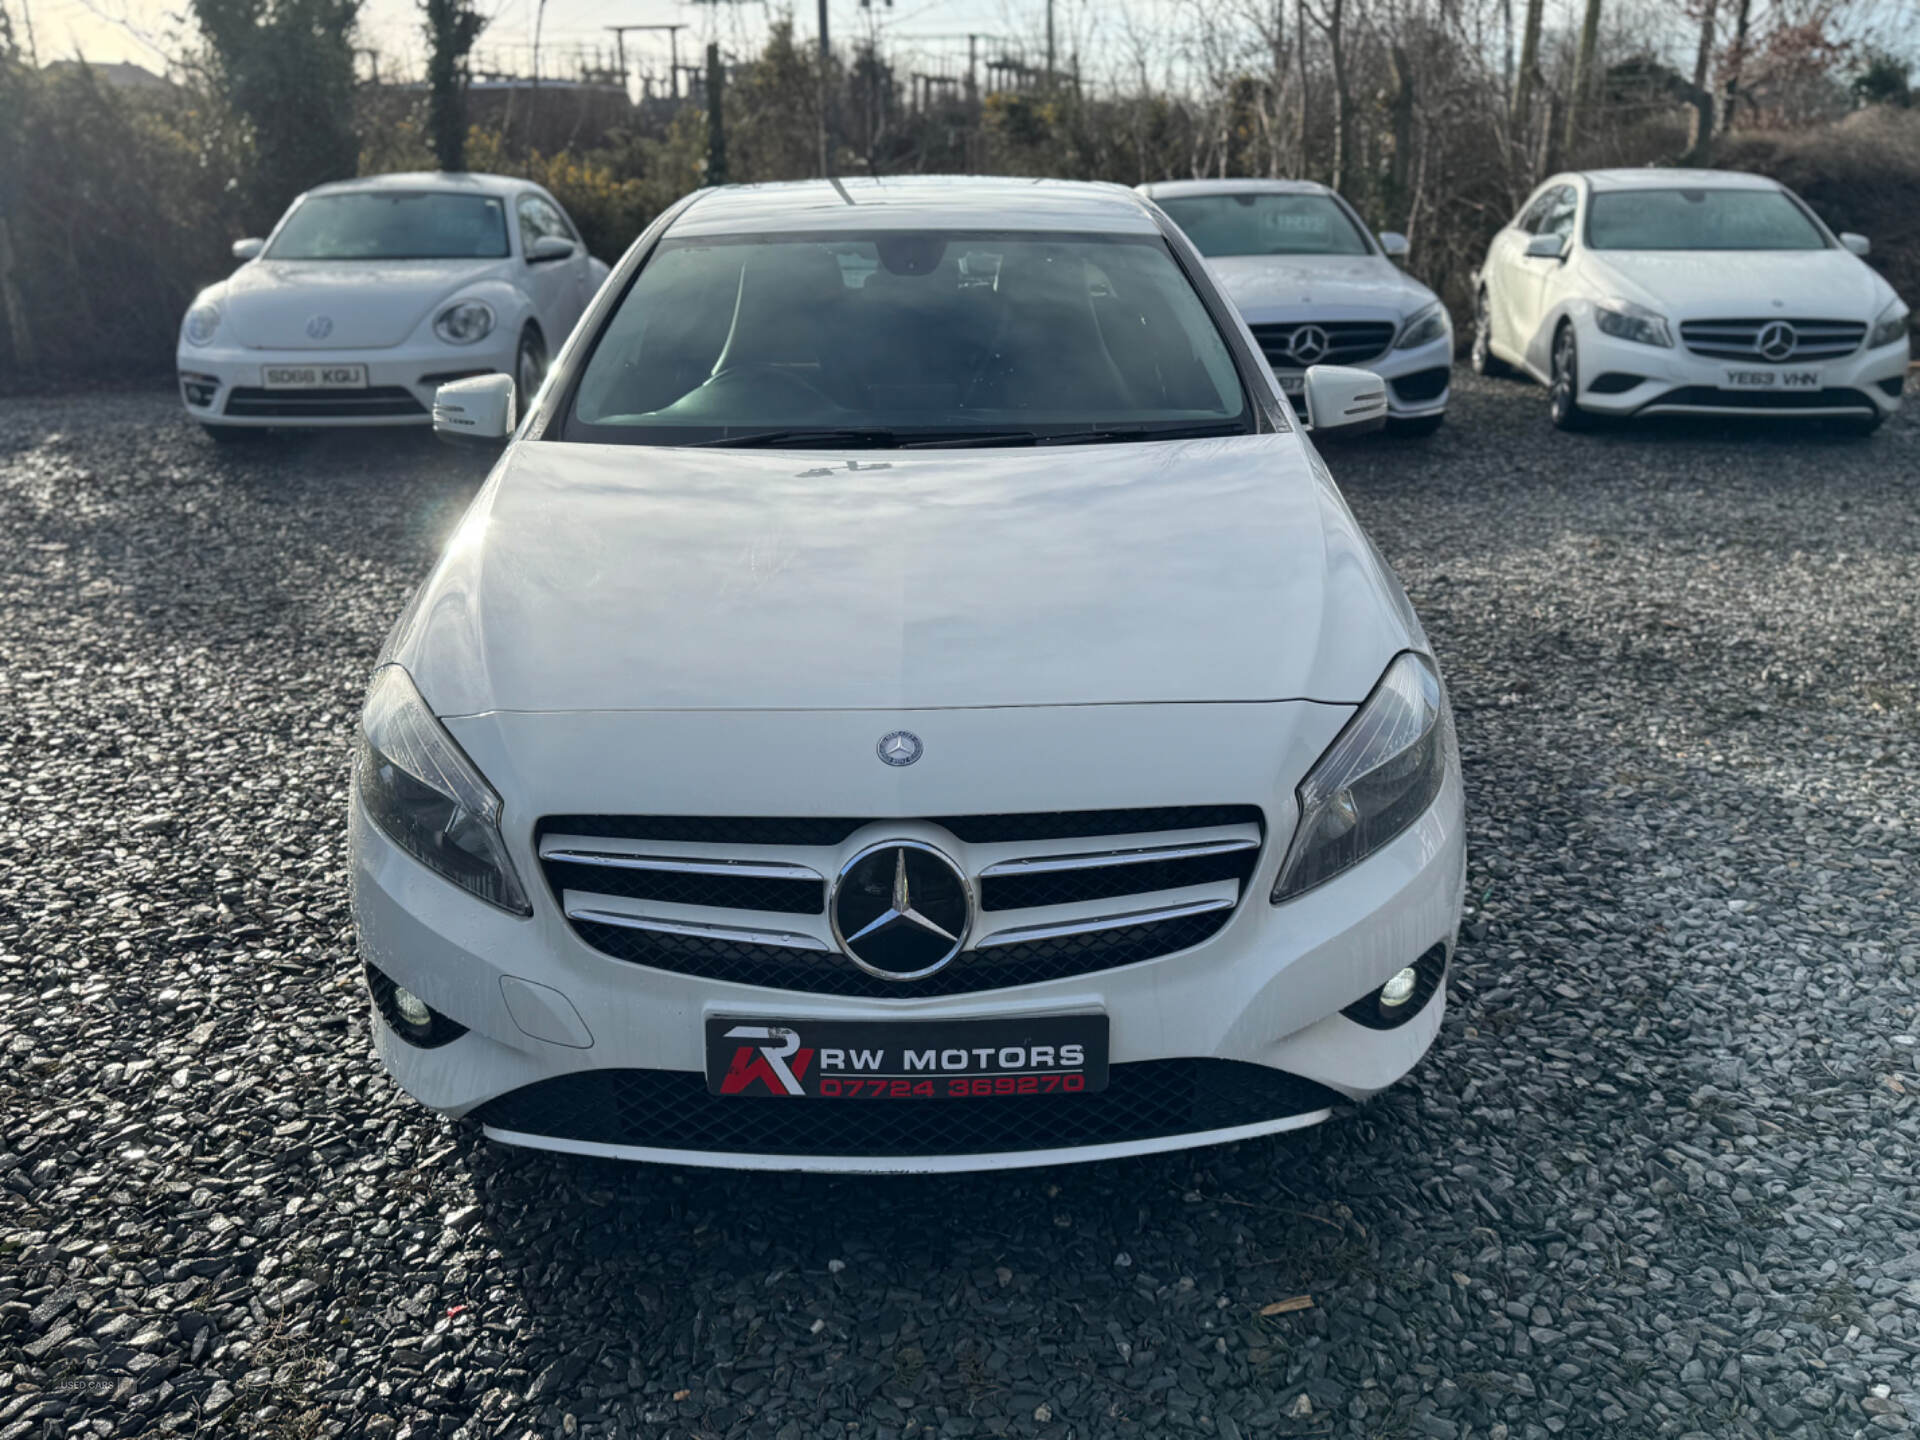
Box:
1034;421;1250;446
694;428;905;449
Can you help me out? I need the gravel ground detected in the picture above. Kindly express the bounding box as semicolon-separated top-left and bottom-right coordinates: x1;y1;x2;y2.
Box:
2;374;1916;1440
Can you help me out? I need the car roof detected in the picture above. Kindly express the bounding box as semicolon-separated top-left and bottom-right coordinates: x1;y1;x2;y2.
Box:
671;176;1163;237
1578;168;1781;192
1136;178;1334;200
306;172;536;199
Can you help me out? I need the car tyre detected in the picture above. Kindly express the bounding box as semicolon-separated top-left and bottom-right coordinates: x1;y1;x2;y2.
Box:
1388;414;1446;437
1469;289;1513;378
516;325;549;407
1548;323;1593;431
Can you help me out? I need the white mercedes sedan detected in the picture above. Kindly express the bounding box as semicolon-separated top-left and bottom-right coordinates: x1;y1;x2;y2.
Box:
1139;179;1454;434
1472;168;1910;431
349;176;1466;1173
176;172;608;440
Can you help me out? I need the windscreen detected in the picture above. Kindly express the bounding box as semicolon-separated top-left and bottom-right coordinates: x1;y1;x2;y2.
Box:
268;192;511;260
1586;189;1828;251
564;230;1251;447
1156;193;1371;257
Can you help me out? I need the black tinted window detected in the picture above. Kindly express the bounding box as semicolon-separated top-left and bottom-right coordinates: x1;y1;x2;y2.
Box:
268;192;510;260
565;231;1251;446
1539;187;1579;240
1157;193;1371;257
1587;188;1827;251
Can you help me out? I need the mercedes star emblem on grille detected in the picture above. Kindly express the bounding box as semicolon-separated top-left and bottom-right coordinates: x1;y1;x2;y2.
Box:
876;730;923;767
831;841;972;980
306;315;334;340
1287;324;1331;364
1756;320;1797;362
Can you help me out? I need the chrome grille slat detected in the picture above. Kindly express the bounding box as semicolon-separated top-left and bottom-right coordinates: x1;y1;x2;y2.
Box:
1679;317;1867;363
564;902;832;952
976;894;1237;949
538;844;824;882
976;834;1259;877
539;806;1265;995
1250;320;1396;368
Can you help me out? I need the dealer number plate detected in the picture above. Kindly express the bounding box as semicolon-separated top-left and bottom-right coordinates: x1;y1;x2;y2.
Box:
1723;368;1821;390
262;364;367;389
705;1014;1108;1100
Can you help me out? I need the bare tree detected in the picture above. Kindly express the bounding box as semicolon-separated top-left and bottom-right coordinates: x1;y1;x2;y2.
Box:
424;0;486;172
1562;0;1601;153
1302;0;1351;190
1511;0;1543;147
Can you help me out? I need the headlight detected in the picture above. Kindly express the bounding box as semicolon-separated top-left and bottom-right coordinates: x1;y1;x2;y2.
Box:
1869;299;1910;349
184;303;221;346
1394;301;1449;351
1593;299;1672;348
1272;651;1450;903
433;300;495;345
356;665;530;914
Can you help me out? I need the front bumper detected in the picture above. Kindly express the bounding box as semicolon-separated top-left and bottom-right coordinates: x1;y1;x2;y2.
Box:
349;701;1467;1172
176;336;517;428
1265;333;1453;420
1571;323;1909;419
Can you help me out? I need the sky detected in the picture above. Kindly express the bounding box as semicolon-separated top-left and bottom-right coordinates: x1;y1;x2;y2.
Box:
20;0;1118;87
21;0;1912;97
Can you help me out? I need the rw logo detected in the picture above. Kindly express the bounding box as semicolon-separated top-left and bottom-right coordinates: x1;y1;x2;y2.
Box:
718;1025;814;1096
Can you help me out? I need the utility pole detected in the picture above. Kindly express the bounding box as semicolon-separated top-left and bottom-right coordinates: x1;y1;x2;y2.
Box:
1045;0;1055;88
706;41;728;185
818;0;832;176
607;23;686;99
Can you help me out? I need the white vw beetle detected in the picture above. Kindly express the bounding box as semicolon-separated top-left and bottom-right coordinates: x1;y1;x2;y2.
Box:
176;172;608;441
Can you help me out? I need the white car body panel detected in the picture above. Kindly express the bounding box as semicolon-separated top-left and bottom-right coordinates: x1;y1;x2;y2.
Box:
350;176;1466;1172
1140;179;1453;422
391;436;1412;717
175;171;611;429
1477;167;1909;422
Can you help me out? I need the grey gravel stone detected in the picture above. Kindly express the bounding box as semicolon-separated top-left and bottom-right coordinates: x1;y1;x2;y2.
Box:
1;376;1916;1439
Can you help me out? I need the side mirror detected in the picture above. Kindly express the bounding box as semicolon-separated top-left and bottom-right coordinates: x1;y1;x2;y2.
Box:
1525;233;1567;260
232;238;265;261
527;235;577;264
1378;231;1410;259
433;374;516;447
1303;364;1389;438
1840;232;1871;257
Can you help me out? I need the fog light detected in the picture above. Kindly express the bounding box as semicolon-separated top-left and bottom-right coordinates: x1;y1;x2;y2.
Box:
1379;966;1418;1009
364;962;469;1049
393;986;432;1029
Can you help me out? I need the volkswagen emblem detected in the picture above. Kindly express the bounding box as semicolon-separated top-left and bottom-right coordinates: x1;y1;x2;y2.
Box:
1287;324;1331;364
305;314;334;340
876;730;922;767
1756;320;1796;362
830;841;972;980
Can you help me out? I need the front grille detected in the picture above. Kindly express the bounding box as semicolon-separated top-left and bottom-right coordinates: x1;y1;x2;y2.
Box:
1643;386;1877;414
474;1059;1344;1157
1250;321;1396;368
540;806;1265;996
1678;318;1867;363
1389;367;1450;404
223;386;427;418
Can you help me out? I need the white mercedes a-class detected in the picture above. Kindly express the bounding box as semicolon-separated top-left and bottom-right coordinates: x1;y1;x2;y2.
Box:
176;172;607;440
350;176;1466;1173
1139;179;1454;434
1473;167;1910;431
